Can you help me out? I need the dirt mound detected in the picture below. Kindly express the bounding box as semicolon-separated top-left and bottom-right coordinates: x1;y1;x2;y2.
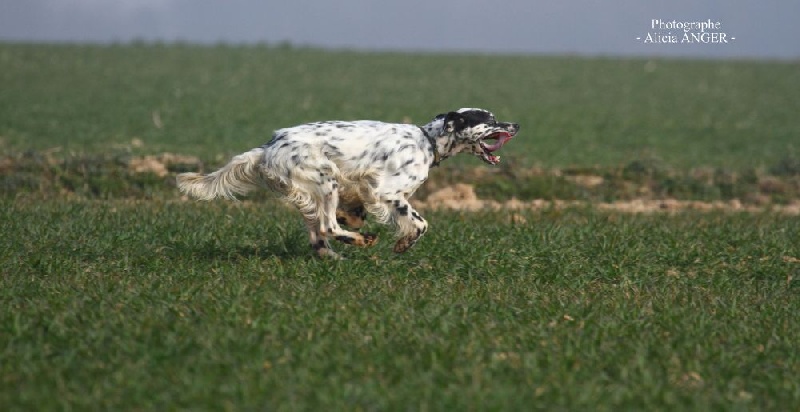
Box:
128;153;202;177
417;183;487;211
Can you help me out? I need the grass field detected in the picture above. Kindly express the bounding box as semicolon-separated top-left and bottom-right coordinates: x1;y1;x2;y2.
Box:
1;44;799;410
2;43;799;168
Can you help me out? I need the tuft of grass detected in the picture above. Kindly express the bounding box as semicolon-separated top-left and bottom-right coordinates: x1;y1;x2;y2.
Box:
770;154;800;177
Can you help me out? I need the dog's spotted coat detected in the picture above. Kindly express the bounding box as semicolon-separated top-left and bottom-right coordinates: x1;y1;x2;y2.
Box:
178;108;519;258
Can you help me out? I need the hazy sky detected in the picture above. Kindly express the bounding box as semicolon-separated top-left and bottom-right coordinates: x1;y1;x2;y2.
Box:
1;0;798;59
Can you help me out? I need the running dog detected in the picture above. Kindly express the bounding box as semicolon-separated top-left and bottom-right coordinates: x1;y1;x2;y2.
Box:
177;108;519;258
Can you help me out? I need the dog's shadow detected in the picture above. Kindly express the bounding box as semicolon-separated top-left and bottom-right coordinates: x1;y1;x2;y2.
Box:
170;238;311;262
165;225;391;262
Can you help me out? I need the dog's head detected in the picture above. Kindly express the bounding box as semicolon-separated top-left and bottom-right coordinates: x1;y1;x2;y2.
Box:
435;108;519;165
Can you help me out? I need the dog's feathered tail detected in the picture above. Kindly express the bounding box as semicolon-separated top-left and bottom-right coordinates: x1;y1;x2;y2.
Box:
177;148;265;201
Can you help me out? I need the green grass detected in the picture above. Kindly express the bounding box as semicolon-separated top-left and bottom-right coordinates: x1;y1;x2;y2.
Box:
1;43;799;169
2;198;798;410
2;44;800;410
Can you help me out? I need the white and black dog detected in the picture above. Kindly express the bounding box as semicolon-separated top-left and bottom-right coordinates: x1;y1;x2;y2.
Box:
177;108;519;258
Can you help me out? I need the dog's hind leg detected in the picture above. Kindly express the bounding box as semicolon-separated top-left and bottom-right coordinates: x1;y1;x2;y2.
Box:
335;205;367;229
336;189;368;229
303;216;342;259
284;180;344;259
316;173;378;248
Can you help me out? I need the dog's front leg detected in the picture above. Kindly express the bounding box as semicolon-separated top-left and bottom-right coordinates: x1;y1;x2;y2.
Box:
386;198;428;253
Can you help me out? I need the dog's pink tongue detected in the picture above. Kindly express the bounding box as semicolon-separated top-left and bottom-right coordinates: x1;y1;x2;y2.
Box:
483;134;513;152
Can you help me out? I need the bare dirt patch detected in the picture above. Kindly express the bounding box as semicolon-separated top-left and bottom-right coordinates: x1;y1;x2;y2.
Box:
564;174;605;188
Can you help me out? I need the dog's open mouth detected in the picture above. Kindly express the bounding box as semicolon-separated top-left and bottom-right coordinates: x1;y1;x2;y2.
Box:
478;131;515;165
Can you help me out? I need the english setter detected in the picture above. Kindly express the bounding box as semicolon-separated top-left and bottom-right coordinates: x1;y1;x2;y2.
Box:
177;108;519;258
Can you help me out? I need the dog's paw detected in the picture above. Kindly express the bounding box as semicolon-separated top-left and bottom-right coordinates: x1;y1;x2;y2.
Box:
315;247;344;260
393;236;417;253
312;240;343;259
335;232;379;247
362;232;379;247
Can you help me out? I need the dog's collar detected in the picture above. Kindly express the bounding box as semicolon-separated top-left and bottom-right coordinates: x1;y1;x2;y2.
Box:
419;126;441;168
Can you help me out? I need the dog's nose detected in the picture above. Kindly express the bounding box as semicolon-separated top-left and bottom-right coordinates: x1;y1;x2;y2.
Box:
511;123;520;132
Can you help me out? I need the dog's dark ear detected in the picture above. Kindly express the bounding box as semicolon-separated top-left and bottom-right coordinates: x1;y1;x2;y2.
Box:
442;112;466;135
